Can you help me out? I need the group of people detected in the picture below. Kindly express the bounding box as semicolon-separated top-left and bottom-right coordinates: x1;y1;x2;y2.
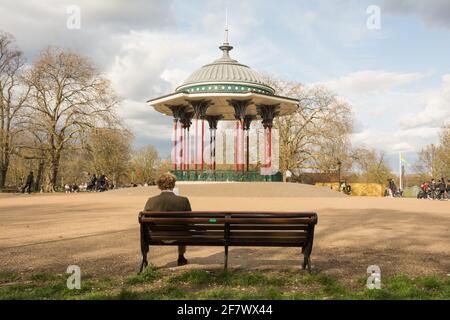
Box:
64;174;112;193
86;173;112;192
339;181;352;195
418;178;450;200
385;178;402;198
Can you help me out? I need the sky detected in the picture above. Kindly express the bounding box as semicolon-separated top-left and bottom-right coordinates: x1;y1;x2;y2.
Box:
1;0;449;172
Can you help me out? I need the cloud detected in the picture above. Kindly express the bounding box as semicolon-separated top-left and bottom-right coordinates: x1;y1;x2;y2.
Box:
116;99;173;152
317;70;426;96
321;69;445;155
383;0;450;29
106;29;226;101
0;0;176;62
351;126;441;154
400;74;450;129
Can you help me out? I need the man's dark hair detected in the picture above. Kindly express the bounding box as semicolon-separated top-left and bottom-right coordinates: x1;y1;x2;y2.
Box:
157;173;176;191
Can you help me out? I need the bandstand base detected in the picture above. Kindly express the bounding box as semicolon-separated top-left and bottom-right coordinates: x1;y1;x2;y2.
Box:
171;170;282;182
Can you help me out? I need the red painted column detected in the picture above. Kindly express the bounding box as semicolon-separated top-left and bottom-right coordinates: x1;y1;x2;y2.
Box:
235;121;239;174
241;120;245;172
194;119;198;171
263;127;267;176
183;128;186;171
187;127;190;172
213;129;217;171
268;127;272;176
209;127;212;171
179;128;186;171
173;120;178;171
201;119;205;171
246;129;250;172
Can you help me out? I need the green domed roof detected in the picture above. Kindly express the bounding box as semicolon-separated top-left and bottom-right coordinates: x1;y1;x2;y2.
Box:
176;42;275;95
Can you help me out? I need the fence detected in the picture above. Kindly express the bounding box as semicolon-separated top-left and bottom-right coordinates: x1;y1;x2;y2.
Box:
172;170;283;182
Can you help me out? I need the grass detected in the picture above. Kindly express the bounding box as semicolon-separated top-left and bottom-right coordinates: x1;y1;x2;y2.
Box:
0;268;448;300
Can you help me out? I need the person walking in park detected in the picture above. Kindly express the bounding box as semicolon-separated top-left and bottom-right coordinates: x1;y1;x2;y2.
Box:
143;173;192;266
429;179;436;199
22;171;34;194
438;178;446;200
446;180;450;200
87;173;97;191
97;174;106;192
387;178;397;198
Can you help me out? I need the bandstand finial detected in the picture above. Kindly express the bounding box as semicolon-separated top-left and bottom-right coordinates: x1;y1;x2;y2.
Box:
219;8;233;58
225;8;229;44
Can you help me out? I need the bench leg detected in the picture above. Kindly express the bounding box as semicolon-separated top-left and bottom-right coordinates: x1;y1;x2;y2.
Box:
302;255;311;272
224;245;229;271
138;253;149;274
302;249;312;273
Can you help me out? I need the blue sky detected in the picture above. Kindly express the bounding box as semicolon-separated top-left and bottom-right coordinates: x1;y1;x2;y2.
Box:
1;0;449;172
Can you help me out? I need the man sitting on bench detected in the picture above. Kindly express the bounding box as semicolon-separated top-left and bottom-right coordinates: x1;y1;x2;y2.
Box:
143;173;192;266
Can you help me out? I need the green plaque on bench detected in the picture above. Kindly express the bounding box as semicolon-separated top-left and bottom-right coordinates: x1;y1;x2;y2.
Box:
209;219;217;223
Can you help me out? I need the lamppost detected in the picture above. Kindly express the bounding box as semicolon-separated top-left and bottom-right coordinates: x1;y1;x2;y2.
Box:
337;159;342;191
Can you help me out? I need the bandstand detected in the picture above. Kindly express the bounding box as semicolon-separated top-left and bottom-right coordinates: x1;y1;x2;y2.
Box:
147;31;299;182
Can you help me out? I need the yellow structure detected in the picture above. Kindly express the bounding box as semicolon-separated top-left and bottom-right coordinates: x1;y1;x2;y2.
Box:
316;183;385;197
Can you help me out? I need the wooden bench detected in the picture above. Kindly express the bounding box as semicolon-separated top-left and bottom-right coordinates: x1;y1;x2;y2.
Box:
0;187;19;193
138;211;318;273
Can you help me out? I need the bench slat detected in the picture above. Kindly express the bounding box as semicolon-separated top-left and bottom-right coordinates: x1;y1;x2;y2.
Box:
149;224;225;231
150;231;224;237
141;212;316;218
149;231;306;238
230;236;307;241
142;218;227;224
229;218;313;224
149;241;225;246
148;225;309;232
143;218;313;224
230;224;309;231
151;235;223;242
230;231;307;238
148;240;306;248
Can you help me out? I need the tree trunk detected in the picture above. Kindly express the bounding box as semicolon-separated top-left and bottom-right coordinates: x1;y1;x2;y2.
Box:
0;141;10;190
50;151;61;192
35;154;45;192
0;165;8;190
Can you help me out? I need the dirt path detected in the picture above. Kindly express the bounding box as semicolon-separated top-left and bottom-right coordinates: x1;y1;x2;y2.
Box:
0;184;449;281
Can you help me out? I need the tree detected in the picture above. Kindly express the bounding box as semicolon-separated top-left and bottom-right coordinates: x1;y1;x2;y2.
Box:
415;125;450;180
270;78;353;178
130;145;160;184
351;147;393;184
439;125;450;177
0;31;29;189
88;128;133;186
24;47;120;191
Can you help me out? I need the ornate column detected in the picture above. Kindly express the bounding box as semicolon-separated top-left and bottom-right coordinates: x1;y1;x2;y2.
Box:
180;112;193;173
257;104;280;178
229;99;252;175
244;115;255;172
206;116;222;172
189;100;211;173
168;105;187;172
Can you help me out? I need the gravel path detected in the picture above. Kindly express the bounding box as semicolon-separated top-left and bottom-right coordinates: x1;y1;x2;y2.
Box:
0;184;448;281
